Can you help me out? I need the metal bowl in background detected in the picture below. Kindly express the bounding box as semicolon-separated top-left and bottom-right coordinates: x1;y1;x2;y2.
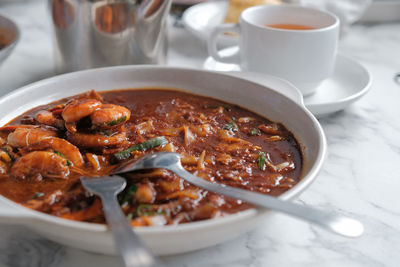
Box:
0;14;19;65
48;0;171;73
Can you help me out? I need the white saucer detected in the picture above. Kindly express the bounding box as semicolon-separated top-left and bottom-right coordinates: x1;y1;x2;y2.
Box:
203;47;372;118
182;1;238;47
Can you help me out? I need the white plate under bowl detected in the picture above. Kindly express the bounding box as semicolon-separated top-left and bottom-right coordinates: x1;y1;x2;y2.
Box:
204;47;372;118
182;1;239;47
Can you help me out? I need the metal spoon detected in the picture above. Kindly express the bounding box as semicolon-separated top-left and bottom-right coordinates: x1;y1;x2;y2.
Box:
113;152;364;238
80;176;163;267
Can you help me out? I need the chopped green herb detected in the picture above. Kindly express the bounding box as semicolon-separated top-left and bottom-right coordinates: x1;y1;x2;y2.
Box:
127;184;138;195
98;129;112;136
114;136;168;161
203;104;231;111
222;117;239;132
107;116;127;126
136;204;152;216
33;192;44;199
257;152;266;171
1;148;14;161
54;151;72;166
250;128;261;136
203;104;218;109
118;184;138;204
136;204;166;217
126;213;133;221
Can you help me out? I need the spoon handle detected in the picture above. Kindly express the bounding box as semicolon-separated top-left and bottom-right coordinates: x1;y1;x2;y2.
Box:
99;192;163;267
168;165;364;238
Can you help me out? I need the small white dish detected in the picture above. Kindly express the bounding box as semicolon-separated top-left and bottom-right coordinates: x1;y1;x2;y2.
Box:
182;1;238;47
204;47;372;118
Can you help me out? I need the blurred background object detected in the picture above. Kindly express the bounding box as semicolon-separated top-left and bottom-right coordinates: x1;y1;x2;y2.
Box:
294;0;372;34
171;0;213;16
360;0;400;22
223;0;281;23
49;0;171;73
0;13;19;67
181;0;284;47
181;0;400;47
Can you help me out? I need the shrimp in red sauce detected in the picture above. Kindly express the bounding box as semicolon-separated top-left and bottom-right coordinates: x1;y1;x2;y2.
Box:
0;89;303;226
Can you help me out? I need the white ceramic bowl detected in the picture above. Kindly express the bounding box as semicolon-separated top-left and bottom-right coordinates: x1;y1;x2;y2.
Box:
0;66;326;255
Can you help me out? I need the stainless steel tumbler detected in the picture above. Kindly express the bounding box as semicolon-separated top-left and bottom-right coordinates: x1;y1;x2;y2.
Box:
49;0;171;73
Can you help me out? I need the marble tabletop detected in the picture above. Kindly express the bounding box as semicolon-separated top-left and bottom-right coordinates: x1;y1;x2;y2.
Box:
0;1;400;266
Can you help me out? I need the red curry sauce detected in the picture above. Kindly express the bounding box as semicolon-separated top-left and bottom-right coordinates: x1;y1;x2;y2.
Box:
0;89;302;226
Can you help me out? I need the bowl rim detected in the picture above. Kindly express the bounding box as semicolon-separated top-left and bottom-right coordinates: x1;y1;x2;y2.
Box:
0;65;327;234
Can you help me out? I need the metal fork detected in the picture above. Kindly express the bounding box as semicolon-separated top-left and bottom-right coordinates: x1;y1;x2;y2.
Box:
112;152;364;238
80;176;163;267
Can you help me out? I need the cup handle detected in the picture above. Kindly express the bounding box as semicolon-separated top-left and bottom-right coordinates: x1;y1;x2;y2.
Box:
208;23;240;64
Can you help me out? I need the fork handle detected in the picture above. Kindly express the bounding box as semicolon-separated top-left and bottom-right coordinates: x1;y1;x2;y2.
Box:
168;165;364;238
100;192;163;267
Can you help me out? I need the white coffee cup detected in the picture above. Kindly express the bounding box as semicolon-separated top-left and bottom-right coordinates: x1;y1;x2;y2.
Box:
208;5;340;96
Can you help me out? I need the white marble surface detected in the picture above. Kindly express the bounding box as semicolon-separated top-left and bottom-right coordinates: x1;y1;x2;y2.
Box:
1;1;400;266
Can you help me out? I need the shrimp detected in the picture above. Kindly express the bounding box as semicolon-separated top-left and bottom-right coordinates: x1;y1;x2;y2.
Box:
0;125;39;132
136;183;156;204
85;90;103;102
35;110;64;129
65;122;78;133
10;151;70;180
90;104;131;129
23;137;84;167
62;99;102;123
66;128;127;148
7;127;57;148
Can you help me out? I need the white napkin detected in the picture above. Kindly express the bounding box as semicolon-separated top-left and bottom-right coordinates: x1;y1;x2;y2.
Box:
294;0;372;33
